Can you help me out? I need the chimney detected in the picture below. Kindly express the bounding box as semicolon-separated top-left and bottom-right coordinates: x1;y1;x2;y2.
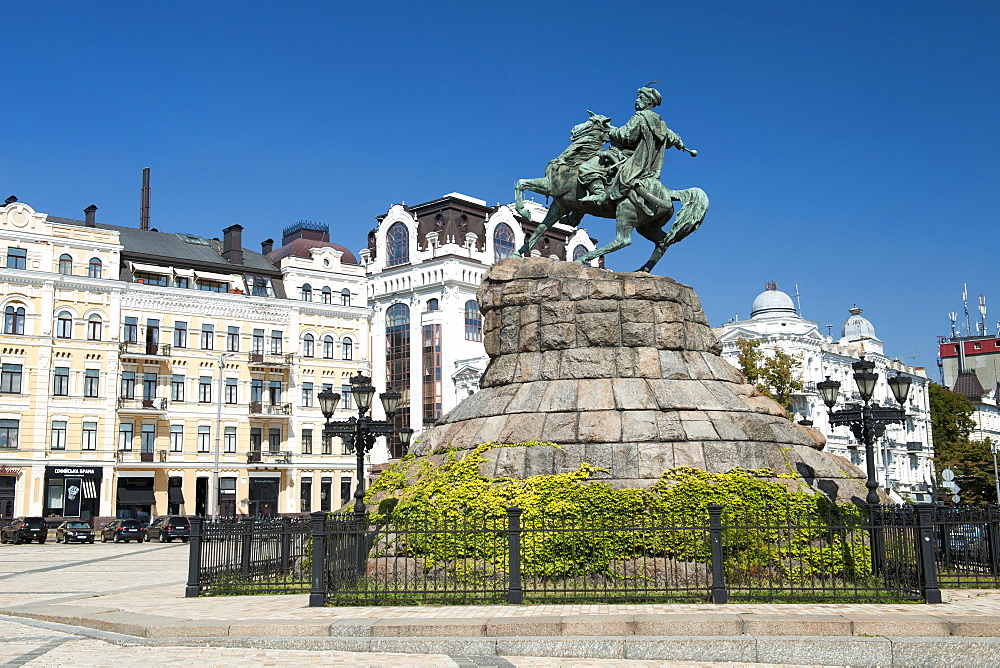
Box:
140;167;150;231
222;224;244;265
84;205;98;227
261;238;274;255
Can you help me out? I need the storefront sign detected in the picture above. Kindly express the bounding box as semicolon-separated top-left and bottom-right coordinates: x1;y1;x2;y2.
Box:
45;466;103;479
0;466;22;477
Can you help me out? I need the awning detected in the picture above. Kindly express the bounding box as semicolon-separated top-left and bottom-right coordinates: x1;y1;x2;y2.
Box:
172;267;195;277
128;262;169;275
116;488;155;505
167;487;185;504
195;271;237;284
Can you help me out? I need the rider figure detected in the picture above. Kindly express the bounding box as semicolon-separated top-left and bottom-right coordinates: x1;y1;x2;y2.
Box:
579;86;687;206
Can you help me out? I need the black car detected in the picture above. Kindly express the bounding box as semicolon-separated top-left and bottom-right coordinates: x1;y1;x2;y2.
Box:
145;515;190;542
100;519;146;543
0;517;49;544
55;520;95;544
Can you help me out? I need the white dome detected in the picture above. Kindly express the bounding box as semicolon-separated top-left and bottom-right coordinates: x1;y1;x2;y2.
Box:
750;288;797;319
841;305;876;340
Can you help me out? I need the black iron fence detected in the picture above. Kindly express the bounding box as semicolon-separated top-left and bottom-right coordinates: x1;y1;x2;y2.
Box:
187;504;1000;604
185;516;311;596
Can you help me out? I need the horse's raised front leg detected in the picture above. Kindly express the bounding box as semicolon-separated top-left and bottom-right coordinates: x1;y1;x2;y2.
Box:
577;202;636;264
513;200;561;258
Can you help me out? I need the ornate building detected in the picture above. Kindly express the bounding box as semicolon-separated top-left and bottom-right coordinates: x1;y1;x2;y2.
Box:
359;193;599;464
0;200;368;522
714;284;935;502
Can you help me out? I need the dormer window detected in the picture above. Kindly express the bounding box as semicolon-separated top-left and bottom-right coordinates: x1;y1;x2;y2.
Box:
493;223;515;262
387;222;409;267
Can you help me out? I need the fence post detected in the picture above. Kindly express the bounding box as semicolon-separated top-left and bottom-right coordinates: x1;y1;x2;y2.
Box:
707;504;728;604
309;511;327;607
507;507;523;604
240;516;254;579
988;505;1000;575
916;503;942;604
280;516;291;573
185;516;203;597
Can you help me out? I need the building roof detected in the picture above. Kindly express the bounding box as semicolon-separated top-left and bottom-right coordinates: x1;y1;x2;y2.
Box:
266;238;358;264
841;305;877;340
953;370;987;400
750;285;797;319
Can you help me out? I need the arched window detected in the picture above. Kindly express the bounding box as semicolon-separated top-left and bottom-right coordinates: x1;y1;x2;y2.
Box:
572;245;588;261
321;287;332;304
88;258;102;278
300;284;312;302
4;306;25;335
342;337;353;360
322;335;335;359
465;300;482;341
386;222;409;267
302;333;315;358
385;303;410;435
493;223;515;262
87;314;102;341
58;254;73;275
56;311;73;339
426;298;439;312
340;289;351;306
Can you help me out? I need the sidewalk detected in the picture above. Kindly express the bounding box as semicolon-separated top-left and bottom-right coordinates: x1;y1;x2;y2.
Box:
5;584;1000;665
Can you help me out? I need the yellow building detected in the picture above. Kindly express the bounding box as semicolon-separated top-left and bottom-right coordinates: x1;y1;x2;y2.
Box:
0;201;369;523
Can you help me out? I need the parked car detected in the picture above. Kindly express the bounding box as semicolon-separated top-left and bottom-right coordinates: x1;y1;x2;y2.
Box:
55;520;95;544
145;515;191;542
0;517;49;544
100;519;146;543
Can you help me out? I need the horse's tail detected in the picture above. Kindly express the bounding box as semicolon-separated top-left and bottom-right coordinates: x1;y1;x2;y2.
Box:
662;187;709;245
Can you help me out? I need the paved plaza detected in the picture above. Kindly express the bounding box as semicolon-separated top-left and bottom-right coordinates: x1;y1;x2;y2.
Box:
0;541;998;665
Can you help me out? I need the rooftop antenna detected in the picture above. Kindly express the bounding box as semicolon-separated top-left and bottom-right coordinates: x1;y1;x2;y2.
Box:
139;167;150;231
980;294;987;336
793;282;803;314
963;283;971;337
949;312;958;338
826;324;833;338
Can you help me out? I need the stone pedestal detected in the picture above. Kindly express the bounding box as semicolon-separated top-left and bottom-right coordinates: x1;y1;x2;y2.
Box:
412;258;867;502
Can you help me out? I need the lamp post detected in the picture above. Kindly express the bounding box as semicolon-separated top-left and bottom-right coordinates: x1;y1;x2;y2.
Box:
319;373;413;516
211;351;238;522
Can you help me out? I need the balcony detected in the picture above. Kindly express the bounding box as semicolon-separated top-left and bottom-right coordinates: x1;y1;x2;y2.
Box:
248;402;292;417
247;450;293;464
247;352;293;368
116;397;168;413
119;342;172;360
116;449;168;463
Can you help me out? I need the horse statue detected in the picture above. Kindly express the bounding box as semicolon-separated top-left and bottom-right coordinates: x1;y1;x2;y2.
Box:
513;108;708;274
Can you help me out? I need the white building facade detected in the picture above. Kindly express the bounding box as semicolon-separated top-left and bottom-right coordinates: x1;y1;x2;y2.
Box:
714;285;935;502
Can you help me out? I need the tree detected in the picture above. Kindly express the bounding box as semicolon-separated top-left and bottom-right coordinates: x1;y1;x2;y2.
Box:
929;382;995;504
735;337;803;414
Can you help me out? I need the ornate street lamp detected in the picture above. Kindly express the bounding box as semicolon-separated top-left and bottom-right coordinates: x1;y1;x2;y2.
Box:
319;372;412;515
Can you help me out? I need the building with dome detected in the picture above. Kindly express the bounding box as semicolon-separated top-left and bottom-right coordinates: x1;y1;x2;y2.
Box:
714;283;935;502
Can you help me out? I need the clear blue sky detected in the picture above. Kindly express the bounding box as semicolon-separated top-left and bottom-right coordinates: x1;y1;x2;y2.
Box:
4;1;998;377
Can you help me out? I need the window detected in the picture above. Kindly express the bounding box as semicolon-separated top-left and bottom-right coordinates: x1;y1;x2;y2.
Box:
321;287;332;304
171;374;185;402
134;271;168;286
124;317;138;344
302;333;315;358
270;330;282;354
0;420;19;448
198;376;212;403
302;382;313;407
53;367;70;396
196;279;227;292
174;275;189;289
170;425;183;452
323;335;334;359
342;337;353;360
51;421;67;450
88;258;102;278
426;298;439;311
465;300;482;341
120;371;135;399
386;303;410;431
340;384;353;410
321;477;332;512
139;423;155;453
386;222;409;267
143;372;157;400
6;248;26;270
58;254;73;275
145;319;159;349
118;423;133;451
56;311;72;338
493;223;515;262
301;429;313;455
423;324;442;424
247;275;271;297
300;477;312;512
83;422;98;450
225;378;237;404
201;324;214;350
87;314;102;341
572;244;588;261
227;326;240;352
250;379;263;403
341;477;353;505
224;426;236;453
197;426;210;453
300;284;312;301
269;380;282;404
250;427;262;453
268;428;281;452
340;289;351;306
1;364;22;394
173;321;187;348
4;306;25;335
84;369;99;397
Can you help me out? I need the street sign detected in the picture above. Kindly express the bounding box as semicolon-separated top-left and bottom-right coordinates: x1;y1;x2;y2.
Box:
942;468;955;481
952;494;962;503
943;480;961;492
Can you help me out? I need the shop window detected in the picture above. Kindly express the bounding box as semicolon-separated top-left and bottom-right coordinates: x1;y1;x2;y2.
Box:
321;477;332;512
300;477;312;513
